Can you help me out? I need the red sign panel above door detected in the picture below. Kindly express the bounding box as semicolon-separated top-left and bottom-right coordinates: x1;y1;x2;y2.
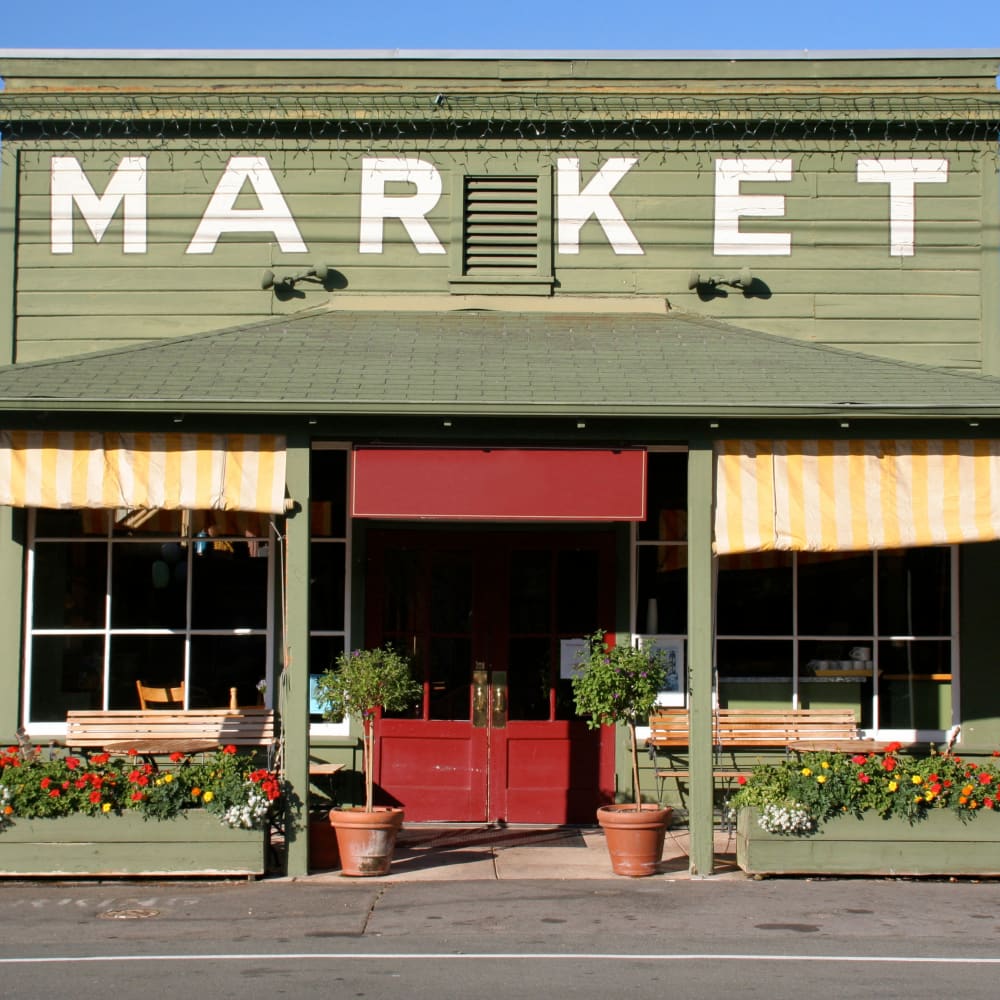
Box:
351;448;647;521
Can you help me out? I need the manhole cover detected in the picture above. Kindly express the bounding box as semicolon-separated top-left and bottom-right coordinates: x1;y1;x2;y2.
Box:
98;908;160;920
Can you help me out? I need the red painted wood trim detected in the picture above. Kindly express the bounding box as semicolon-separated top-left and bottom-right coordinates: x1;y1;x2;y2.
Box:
352;448;647;521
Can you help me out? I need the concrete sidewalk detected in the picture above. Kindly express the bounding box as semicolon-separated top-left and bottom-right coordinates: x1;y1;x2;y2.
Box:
296;824;743;882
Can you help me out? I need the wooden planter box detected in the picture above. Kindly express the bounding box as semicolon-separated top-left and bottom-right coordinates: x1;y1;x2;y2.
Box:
0;810;268;878
737;807;1000;877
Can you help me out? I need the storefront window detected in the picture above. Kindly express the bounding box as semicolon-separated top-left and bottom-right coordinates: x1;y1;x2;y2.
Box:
25;508;274;726
308;445;350;728
634;451;956;737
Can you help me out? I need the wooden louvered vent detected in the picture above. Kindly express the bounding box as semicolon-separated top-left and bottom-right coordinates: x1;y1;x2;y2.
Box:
463;176;539;276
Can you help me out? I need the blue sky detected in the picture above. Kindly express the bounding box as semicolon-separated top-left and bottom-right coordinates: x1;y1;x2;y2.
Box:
0;0;998;53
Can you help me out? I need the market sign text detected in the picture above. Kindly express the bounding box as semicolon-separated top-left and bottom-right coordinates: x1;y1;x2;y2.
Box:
49;154;950;259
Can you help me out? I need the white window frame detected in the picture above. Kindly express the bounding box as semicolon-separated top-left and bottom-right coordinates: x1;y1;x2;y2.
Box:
308;441;351;738
23;508;276;740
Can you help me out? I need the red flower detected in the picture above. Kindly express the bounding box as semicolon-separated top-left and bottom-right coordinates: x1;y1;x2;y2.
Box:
985;797;995;810
40;776;51;789
91;753;110;765
980;772;993;785
882;757;897;772
169;752;185;763
128;769;142;782
222;745;237;755
737;775;747;786
858;773;871;784
131;791;144;802
65;757;80;770
851;755;867;765
89;791;101;804
48;788;61;798
885;741;903;754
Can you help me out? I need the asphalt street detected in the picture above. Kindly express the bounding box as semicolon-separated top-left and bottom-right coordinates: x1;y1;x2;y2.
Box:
1;875;999;999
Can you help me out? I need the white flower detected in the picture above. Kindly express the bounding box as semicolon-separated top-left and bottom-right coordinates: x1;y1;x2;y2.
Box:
219;783;272;830
758;803;816;835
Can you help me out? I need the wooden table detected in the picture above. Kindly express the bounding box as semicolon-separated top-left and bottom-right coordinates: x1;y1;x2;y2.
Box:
103;739;220;765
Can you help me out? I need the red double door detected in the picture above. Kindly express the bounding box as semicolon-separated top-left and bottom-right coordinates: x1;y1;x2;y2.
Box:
366;528;617;823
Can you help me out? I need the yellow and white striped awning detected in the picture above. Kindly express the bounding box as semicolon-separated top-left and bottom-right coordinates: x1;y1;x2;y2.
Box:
0;431;287;514
715;439;1000;554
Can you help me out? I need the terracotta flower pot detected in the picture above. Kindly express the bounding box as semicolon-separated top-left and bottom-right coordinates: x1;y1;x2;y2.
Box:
596;803;673;877
328;806;404;876
308;815;341;872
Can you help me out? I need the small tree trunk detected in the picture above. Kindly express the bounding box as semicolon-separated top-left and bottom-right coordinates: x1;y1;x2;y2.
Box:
629;721;642;811
363;713;374;812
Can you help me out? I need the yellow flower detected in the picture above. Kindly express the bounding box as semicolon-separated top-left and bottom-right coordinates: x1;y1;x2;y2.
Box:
820;761;830;770
888;780;898;792
101;802;111;813
816;775;827;784
911;775;923;785
801;768;812;777
924;792;935;802
163;773;174;783
155;778;163;786
203;791;214;803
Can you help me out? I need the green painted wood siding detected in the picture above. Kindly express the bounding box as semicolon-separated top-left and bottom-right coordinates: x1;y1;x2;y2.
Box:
10;139;995;370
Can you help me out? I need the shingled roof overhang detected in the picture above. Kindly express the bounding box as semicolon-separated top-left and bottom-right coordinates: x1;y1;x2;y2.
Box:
2;309;1000;422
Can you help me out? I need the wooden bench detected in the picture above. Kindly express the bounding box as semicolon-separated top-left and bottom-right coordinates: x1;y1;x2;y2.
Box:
65;708;276;760
646;707;879;800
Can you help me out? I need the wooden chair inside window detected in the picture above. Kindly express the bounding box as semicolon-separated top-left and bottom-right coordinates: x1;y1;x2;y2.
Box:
136;680;185;710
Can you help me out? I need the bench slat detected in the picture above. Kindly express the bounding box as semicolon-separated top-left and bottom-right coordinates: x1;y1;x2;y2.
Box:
646;707;878;799
65;709;276;750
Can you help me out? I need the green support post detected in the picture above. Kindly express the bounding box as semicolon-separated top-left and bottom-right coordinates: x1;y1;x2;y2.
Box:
687;440;715;875
281;436;311;877
0;508;23;739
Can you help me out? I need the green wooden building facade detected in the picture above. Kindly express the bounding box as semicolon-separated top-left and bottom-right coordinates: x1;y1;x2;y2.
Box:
0;50;999;876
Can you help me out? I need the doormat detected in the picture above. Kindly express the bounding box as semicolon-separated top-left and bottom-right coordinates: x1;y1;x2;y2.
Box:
397;825;591;851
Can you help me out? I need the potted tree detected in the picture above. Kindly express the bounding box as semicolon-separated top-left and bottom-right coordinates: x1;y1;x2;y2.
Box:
313;645;421;876
572;629;673;876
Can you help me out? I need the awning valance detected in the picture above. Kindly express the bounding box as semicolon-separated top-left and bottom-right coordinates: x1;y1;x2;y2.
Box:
0;431;287;514
715;439;1000;555
352;447;647;521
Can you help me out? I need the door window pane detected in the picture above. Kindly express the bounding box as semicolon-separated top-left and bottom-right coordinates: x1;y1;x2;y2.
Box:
427;636;471;720
510;549;551;633
556;549;599;634
508;636;551;721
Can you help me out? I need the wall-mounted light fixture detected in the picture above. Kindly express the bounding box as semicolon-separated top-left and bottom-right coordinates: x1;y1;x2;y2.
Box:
261;264;332;293
688;267;753;294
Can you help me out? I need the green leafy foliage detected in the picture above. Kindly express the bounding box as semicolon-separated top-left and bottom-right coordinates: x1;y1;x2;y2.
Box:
571;629;668;807
313;646;421;812
0;744;283;831
729;742;1000;835
571;629;668;729
313;646;421;725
